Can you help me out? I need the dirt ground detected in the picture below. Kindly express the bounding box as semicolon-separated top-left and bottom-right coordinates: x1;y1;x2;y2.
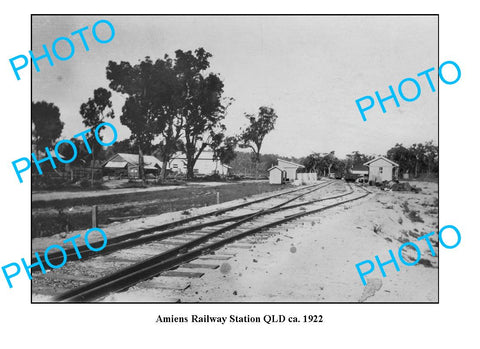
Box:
180;181;438;302
97;180;439;303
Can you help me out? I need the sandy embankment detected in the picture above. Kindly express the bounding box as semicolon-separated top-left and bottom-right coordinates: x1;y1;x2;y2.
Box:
168;181;439;302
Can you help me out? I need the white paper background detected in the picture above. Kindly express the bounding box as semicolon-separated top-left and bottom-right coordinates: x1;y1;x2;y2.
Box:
0;1;477;347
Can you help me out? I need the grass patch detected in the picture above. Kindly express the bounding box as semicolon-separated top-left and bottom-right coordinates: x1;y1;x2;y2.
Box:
407;210;424;223
373;224;383;234
408;231;421;238
418;258;435;268
32;181;287;237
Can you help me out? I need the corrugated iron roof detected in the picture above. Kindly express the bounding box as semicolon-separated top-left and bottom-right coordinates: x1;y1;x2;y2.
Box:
104;153;162;168
277;158;304;168
104;161;128;169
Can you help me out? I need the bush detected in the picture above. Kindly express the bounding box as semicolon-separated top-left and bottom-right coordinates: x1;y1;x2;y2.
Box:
204;173;222;181
32;175;69;191
226;174;243;181
122;180;148;188
79;179;90;188
401;201;410;213
407;210;424;223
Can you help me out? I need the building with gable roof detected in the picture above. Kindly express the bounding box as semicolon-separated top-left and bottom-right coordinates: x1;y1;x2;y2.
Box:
364;156;399;183
168;151;231;176
267;166;286;184
102;153;163;178
277;159;304;181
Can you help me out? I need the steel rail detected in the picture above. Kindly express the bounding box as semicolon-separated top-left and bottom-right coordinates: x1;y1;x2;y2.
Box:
55;184;369;302
40;181;334;266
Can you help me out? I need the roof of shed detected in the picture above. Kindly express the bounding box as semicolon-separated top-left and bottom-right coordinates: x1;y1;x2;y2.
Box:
277;159;304;168
103;153;162;168
267;166;284;172
104;161;128;169
364;156;399;167
172;150;218;161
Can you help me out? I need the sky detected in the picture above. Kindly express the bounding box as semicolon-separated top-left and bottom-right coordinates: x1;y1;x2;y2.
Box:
32;15;438;158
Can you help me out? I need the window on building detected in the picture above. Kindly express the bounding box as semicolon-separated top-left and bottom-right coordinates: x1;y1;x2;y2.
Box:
379;167;383;174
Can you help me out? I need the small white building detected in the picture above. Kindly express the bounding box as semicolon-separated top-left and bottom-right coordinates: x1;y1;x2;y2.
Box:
268;166;285;184
277;159;304;181
364;156;399;183
168;151;231;176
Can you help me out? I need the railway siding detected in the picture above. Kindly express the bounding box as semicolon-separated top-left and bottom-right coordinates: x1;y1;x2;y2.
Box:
32;181;372;301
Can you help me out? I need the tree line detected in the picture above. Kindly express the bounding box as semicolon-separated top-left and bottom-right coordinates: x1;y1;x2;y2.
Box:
302;142;438;178
31;46;438;182
386;141;438;177
31;47;279;182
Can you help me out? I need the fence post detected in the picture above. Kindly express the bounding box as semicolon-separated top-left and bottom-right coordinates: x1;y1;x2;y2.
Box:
216;191;220;205
92;205;97;227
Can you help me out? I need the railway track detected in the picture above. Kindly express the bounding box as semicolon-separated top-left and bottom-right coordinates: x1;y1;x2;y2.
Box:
33;181;331;267
32;181;371;302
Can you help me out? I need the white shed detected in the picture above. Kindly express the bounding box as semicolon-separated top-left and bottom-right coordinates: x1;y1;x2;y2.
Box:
364;156;399;183
268;166;285;184
277;159;304;181
168;151;231;176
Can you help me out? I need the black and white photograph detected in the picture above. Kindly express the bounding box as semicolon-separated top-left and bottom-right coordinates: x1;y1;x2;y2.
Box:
30;15;439;303
5;0;480;347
